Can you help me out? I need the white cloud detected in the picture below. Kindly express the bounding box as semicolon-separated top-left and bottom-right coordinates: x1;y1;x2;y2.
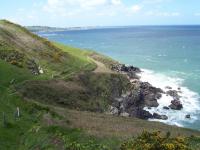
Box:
43;0;121;11
171;12;180;16
43;0;126;18
43;0;123;17
157;12;180;17
42;0;181;19
80;0;107;9
145;11;180;17
130;5;142;13
141;0;170;4
111;0;121;5
6;10;40;26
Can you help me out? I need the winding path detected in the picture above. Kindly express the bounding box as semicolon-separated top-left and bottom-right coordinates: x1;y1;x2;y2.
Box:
92;59;114;73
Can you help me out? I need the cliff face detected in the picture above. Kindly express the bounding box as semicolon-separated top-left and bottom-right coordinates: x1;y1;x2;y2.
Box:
105;64;165;120
16;72;131;112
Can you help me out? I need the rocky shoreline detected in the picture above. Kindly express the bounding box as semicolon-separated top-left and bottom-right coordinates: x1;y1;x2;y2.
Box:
109;64;189;120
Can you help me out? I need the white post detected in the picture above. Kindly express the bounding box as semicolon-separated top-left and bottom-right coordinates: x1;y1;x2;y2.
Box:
17;107;20;117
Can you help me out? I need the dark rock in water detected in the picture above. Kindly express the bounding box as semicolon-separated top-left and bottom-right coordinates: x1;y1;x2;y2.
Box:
121;81;163;110
129;107;153;120
122;90;142;110
185;114;191;119
127;72;140;79
144;97;159;107
120;64;128;72
120;64;141;73
138;109;153;120
153;113;168;120
169;100;183;110
110;64;165;120
111;64;141;74
120;90;156;119
163;106;170;110
139;82;163;107
165;86;172;90
166;90;180;100
161;115;168;120
153;113;160;119
140;82;163;94
178;87;181;90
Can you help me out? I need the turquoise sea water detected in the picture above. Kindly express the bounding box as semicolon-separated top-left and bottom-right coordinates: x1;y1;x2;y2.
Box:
37;26;200;130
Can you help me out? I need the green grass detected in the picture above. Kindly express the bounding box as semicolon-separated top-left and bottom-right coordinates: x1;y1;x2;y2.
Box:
53;42;96;76
0;60;41;149
19;125;120;150
187;136;200;150
0;60;34;87
87;50;119;69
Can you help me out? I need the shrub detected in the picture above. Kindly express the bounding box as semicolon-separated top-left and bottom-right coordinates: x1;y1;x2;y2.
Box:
52;52;62;62
65;141;110;150
120;131;190;150
0;50;25;68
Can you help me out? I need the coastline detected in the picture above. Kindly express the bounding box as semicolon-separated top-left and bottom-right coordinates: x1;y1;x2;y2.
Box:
140;69;200;128
26;25;200;130
102;60;200;130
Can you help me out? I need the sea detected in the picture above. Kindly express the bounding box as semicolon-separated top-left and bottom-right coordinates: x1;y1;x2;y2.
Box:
36;25;200;130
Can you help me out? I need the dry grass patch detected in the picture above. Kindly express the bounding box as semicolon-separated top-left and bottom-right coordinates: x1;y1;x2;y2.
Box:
52;107;200;139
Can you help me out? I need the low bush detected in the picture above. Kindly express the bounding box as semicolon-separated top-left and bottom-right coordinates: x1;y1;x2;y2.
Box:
120;131;190;150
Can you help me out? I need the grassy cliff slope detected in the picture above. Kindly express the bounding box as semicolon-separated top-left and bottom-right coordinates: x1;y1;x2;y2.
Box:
0;20;200;150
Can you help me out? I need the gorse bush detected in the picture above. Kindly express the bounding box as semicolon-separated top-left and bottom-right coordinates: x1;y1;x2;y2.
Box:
65;141;110;150
120;131;190;150
47;126;111;150
0;50;25;68
60;133;111;150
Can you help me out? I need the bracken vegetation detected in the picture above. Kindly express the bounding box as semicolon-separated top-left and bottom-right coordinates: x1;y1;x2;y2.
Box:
120;131;191;150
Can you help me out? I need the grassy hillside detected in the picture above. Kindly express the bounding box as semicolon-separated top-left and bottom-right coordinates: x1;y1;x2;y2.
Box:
0;20;200;150
0;20;96;78
0;60;42;149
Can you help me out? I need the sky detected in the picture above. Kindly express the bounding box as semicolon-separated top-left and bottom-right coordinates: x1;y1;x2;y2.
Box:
1;0;200;27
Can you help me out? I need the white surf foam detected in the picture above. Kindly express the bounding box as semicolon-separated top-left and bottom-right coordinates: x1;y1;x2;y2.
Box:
139;69;200;127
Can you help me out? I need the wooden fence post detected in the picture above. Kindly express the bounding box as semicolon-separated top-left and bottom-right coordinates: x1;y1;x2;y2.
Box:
3;112;6;127
17;107;20;117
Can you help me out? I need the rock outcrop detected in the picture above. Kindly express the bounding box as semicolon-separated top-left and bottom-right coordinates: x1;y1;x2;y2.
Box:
111;64;141;79
139;82;163;107
109;63;185;120
166;90;180;100
26;59;40;75
109;77;164;120
0;50;41;75
185;114;191;119
163;106;170;110
153;113;168;120
169;100;183;110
